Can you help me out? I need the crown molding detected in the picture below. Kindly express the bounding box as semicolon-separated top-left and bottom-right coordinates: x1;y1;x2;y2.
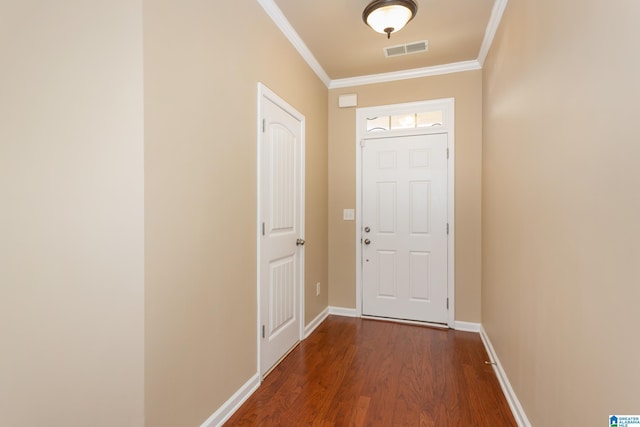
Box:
329;60;482;89
477;0;509;66
256;0;331;87
258;0;507;89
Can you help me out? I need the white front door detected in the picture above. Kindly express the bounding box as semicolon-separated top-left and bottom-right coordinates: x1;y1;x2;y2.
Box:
259;87;304;376
362;133;448;324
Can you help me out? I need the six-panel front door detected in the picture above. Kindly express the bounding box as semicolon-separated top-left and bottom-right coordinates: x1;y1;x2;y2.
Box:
362;133;449;324
259;91;303;376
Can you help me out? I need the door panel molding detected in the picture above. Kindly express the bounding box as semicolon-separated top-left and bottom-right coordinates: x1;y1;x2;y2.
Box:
362;134;448;323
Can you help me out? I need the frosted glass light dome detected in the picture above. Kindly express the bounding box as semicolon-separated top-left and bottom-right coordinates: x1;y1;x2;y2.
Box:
363;0;418;39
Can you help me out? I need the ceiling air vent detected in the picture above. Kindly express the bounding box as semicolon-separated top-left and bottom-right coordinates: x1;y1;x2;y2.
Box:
384;40;429;58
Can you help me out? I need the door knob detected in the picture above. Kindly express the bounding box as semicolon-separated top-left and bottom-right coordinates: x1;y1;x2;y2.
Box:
296;238;306;246
364;226;371;233
364;239;371;245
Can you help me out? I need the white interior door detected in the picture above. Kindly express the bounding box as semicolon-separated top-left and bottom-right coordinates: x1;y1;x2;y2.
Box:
259;88;304;376
362;133;448;324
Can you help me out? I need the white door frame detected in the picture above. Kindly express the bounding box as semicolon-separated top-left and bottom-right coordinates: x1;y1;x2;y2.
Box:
355;98;455;328
256;83;305;379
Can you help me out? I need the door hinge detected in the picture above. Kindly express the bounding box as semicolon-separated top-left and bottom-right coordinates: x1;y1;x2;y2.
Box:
262;119;266;133
262;325;265;338
447;147;449;159
446;298;449;310
262;222;265;236
446;223;449;235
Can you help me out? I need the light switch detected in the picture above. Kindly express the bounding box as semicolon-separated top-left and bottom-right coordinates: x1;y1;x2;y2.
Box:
343;209;355;221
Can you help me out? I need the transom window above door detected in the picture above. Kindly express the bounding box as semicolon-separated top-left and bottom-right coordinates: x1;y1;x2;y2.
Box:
366;110;444;133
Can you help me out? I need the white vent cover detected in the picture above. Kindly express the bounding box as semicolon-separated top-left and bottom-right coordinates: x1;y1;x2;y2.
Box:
384;40;429;58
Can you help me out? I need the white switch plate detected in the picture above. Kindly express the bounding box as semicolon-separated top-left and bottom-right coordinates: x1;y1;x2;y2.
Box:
343;209;355;221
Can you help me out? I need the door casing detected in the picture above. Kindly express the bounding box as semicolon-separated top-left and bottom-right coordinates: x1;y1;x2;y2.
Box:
355;98;455;328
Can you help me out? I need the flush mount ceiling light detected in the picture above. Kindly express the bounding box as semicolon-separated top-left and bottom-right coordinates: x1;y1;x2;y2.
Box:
362;0;418;39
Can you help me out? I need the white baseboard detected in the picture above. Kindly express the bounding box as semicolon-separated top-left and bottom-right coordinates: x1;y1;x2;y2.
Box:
200;373;260;427
479;326;531;427
304;307;329;338
328;306;358;317
201;308;330;426
454;321;481;332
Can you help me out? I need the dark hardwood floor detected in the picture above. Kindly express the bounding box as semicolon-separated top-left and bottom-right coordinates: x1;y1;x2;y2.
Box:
225;316;517;426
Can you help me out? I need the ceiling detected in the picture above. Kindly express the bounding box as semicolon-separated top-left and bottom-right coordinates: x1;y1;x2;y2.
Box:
272;0;496;82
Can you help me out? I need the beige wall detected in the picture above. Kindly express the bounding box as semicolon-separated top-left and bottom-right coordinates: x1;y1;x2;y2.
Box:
143;0;328;425
0;2;145;426
328;71;483;322
482;0;640;425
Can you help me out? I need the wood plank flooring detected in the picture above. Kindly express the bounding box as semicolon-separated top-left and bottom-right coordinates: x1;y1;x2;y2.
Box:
225;316;516;426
